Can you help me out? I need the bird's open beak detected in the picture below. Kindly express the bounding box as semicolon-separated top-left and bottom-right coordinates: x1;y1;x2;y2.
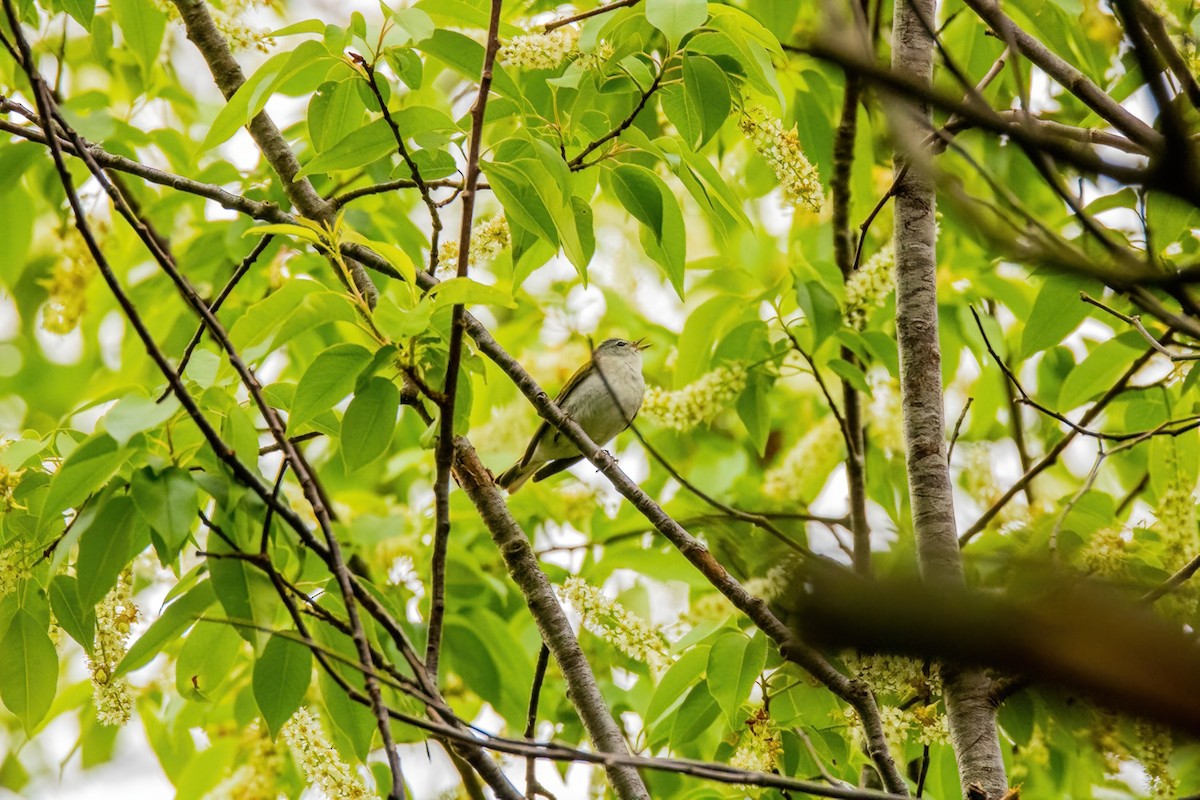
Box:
633;337;651;351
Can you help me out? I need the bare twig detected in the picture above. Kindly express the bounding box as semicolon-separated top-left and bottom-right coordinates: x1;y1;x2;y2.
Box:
157;235;274;403
960;347;1159;544
353;54;444;274
544;0;640;31
568;65;665;168
425;0;504;683
946;397;973;463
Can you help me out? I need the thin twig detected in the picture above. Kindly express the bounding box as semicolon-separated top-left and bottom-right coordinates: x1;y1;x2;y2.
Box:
627;421;822;561
353;54;444;274
960;346;1159;545
157;235;274;402
946;397;973;462
1080;293;1200;360
568;65;665;168
524;644;551;799
425;0;504;681
544;0;640;31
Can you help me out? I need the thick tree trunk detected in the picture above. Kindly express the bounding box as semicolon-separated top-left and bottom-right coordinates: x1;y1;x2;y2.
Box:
891;0;1010;796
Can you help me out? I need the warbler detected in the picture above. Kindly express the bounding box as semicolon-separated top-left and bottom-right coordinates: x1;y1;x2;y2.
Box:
498;338;649;492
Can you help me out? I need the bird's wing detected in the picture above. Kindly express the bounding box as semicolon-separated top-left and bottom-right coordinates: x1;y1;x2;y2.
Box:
518;359;592;467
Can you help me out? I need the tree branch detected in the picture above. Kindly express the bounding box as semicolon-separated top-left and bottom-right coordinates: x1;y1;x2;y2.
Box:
425;0;503;684
168;0;377;306
889;0;1007;792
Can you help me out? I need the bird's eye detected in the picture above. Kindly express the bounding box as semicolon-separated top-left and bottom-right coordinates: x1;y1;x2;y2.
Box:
617;341;627;347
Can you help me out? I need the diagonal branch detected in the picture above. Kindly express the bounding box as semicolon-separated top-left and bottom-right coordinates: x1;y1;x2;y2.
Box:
168;0;377;307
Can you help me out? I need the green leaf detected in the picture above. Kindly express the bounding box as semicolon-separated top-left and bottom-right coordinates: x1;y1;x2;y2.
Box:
102;394;179;447
253;634;313;736
131;467;198;563
661;54;730;149
646;0;709;45
382;48;424;93
110;0;166;77
62;0;95;27
75;496;140;607
668;681;721;749
341;376;400;472
483;152;594;277
1057;333;1143;411
374;297;435;339
208;540;280;653
298;116;392;174
707;631;765;723
308;79;366;153
228;280;357;362
828;358;872;396
0;610;57;733
117;580;217;678
676;295;745;384
343;232;418;287
429;277;516;310
795;280;842;348
41;432;124;523
418;30;519;99
0;438;46;470
387;6;435;44
289;343;373;432
609;164;664;234
200;40;333;152
1020;274;1096;358
737;370;771;456
1150;423;1200;498
645;645;709;726
176;621;242;701
49;575;95;655
607;164;685;295
0;182;33;289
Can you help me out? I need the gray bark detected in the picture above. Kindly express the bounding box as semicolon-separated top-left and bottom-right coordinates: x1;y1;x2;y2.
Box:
891;0;1010;796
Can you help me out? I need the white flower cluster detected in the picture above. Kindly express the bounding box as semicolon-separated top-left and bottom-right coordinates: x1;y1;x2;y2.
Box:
154;0;276;52
576;40;615;71
762;415;844;503
1136;719;1176;799
843;246;894;330
1156;478;1198;571
1080;527;1129;576
881;703;949;752
0;538;26;597
738;105;824;211
436;215;511;274
40;229;95;335
499;26;580;70
641;364;748;432
90;569;138;726
559;577;670;667
730;707;782;773
282;707;372;800
207;722;284;800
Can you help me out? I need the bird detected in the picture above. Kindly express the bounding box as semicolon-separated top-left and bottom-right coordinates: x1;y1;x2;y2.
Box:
497;338;648;492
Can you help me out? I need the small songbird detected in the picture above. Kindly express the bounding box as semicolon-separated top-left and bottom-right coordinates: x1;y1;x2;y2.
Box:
497;338;649;492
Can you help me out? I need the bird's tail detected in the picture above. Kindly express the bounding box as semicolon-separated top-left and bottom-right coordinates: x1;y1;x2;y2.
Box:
496;460;537;493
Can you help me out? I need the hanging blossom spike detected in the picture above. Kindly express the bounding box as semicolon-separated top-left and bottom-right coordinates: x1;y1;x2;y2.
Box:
91;568;138;726
738;104;824;212
641;364;748;433
437;214;511;274
282;707;373;800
